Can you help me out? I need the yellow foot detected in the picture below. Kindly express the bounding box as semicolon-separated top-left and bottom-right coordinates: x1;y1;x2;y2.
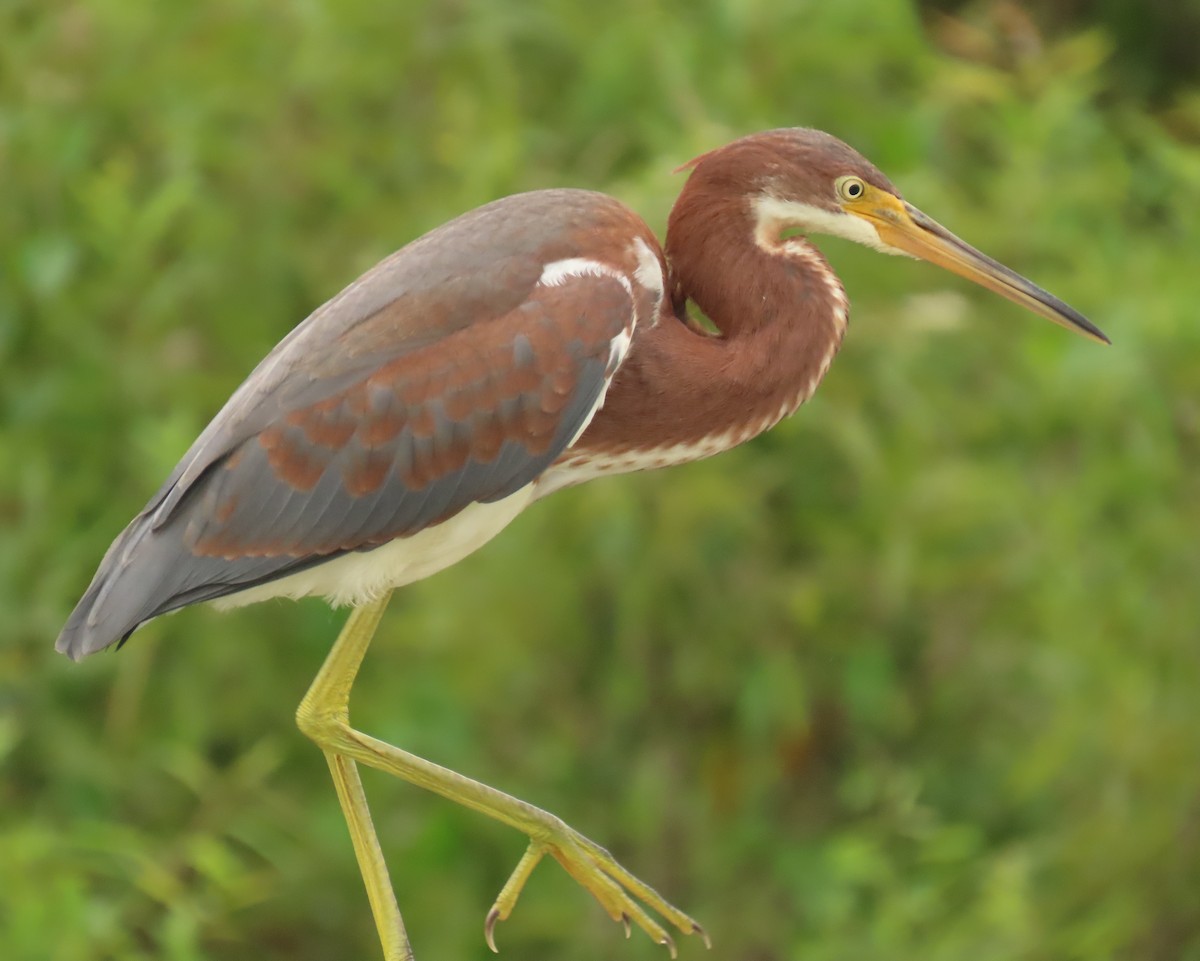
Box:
483;820;710;956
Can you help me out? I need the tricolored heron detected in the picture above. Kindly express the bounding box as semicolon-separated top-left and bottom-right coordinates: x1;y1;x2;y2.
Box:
57;128;1107;960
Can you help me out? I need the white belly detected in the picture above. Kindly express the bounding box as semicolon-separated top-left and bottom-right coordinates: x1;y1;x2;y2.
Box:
211;485;536;610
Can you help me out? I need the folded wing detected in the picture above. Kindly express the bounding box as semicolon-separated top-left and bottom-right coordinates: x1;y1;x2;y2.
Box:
57;191;643;658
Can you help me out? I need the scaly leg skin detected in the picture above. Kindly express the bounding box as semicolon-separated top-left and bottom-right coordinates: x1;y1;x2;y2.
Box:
298;595;413;961
296;591;709;959
323;750;413;961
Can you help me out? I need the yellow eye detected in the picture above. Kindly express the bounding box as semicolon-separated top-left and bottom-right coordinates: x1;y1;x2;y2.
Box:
836;175;866;202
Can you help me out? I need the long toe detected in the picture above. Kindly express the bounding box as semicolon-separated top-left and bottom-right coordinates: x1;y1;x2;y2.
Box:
484;824;707;954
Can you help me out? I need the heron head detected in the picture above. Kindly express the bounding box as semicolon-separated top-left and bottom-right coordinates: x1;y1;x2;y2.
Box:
681;128;1109;345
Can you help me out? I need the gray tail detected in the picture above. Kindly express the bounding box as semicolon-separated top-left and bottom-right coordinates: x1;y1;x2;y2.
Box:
55;515;174;660
56;511;338;660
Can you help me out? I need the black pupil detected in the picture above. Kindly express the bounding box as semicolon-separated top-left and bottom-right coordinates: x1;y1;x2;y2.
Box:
848;181;861;196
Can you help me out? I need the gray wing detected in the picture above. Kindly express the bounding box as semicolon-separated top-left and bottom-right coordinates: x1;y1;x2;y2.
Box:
57;190;644;659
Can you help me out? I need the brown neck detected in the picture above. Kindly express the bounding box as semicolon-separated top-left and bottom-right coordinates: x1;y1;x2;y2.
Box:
572;179;848;461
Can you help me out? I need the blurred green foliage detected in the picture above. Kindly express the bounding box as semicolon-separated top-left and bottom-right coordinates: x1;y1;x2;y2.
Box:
3;1;1200;959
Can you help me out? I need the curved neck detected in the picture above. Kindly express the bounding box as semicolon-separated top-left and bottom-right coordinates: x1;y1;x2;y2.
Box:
569;181;848;464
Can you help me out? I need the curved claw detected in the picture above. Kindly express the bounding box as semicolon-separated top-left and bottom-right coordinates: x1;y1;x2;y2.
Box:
485;907;501;953
694;922;712;950
483;825;706;955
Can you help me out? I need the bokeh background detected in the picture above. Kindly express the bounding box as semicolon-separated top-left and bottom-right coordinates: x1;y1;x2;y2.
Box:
4;1;1200;959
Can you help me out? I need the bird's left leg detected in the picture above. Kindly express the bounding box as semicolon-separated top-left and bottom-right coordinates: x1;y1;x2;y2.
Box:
297;591;707;956
297;593;412;961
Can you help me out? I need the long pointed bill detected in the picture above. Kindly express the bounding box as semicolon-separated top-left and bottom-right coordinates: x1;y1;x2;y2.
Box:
860;194;1109;345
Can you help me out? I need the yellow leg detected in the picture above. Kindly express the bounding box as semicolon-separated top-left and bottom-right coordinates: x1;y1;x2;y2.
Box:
298;594;411;961
323;751;412;961
296;591;708;959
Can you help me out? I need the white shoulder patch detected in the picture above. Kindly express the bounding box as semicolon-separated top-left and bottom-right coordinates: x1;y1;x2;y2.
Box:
538;257;633;298
535;257;639;450
631;237;665;296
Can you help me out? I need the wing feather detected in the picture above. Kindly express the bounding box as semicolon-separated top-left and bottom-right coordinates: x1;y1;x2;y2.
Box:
57;190;650;659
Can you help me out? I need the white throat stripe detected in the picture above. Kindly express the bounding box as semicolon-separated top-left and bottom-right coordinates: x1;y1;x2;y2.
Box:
751;194;896;255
